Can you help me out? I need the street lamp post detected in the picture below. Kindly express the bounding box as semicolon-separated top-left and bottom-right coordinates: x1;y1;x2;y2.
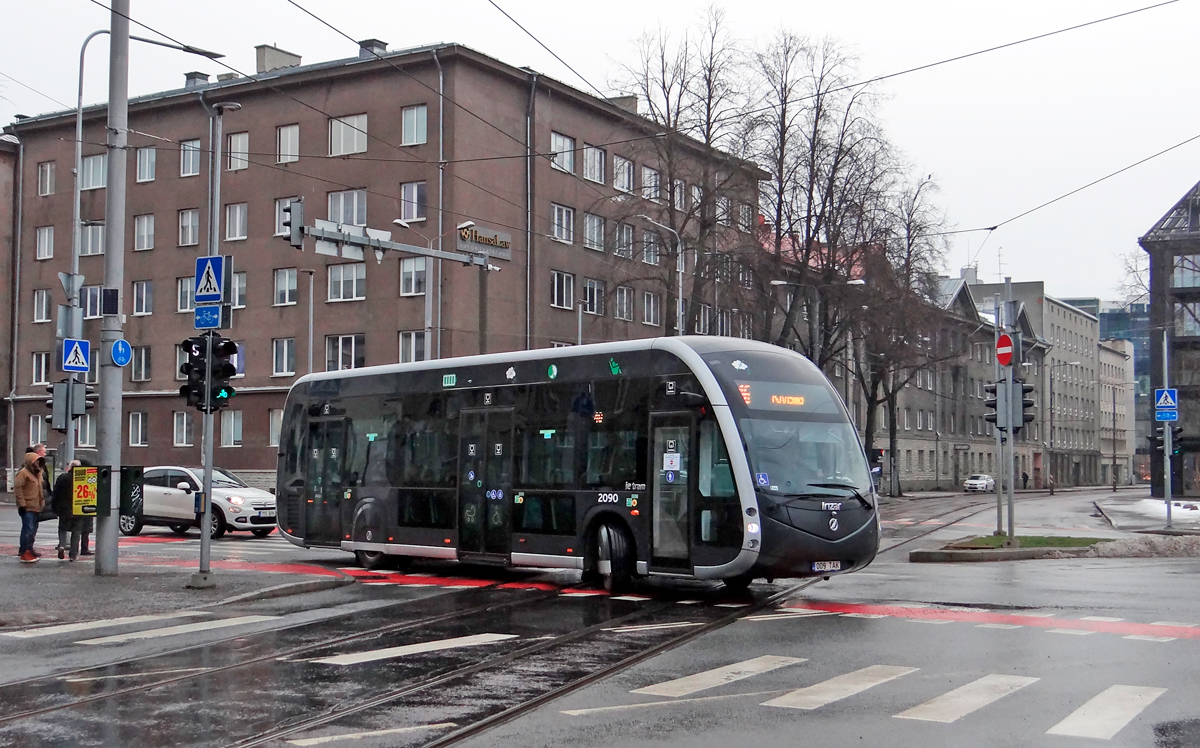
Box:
300;269;315;374
1047;360;1080;494
636;216;683;335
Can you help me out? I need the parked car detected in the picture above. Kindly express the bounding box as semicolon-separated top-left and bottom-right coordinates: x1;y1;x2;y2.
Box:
119;466;276;540
963;474;996;493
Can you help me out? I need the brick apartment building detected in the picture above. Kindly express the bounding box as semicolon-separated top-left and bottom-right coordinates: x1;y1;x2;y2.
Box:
2;40;762;485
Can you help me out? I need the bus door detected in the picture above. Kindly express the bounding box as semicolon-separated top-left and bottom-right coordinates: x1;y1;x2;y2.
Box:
649;412;694;570
305;419;347;546
458;409;514;557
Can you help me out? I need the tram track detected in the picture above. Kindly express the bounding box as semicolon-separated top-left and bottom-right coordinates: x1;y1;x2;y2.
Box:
877;492;1061;554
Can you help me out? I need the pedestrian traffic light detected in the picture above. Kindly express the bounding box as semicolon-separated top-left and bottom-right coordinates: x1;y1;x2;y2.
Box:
281;197;304;249
178;336;208;411
983;381;1009;431
71;381;96;416
1171;425;1183;455
44;382;68;432
209;337;239;411
1012;378;1035;434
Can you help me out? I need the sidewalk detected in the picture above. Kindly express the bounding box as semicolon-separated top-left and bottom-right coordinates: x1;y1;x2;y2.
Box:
1096;495;1200;534
894;485;1148;500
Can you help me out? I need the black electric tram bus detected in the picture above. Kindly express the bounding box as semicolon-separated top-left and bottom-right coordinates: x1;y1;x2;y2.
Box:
276;337;878;590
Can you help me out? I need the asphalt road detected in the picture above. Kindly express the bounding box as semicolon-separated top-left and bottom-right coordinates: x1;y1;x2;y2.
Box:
0;488;1194;748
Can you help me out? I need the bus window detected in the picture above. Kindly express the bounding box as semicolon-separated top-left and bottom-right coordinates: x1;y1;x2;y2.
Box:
514;494;576;535
385;394;456;488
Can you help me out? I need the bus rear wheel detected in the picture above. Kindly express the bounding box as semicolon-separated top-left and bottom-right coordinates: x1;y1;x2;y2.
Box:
355;550;389;570
596;522;634;594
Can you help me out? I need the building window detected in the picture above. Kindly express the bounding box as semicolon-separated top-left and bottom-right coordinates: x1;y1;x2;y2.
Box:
274;197;299;236
176;278;194;312
81;223;104;256
135;147;156;183
32;352;49;385
400;257;426;296
273;337;296;376
717;308;731;336
328;262;366;301
583;213;604;251
739;203;754;231
132;280;153;316
400;181;426;221
85;351;99;384
129;412;149;447
131;346;151;382
695;303;711;334
737;310;754;339
133;214;154;251
583;145;605;183
551;204;574;243
904;408;911;430
716;196;732;226
613;155;633;192
174;411;193;447
551;271;574;310
614;223;633;258
328;188;366;226
33;289;51;323
175;345;187;381
277;124;299;163
180;139;201;177
81;153;106;190
583;278;605;316
232;272;247;309
399;331;427;363
642;166;660;202
672;179;686;210
614;286;634;321
81;285;102;319
326;333;365;371
220;410;243;447
274;268;298;305
179;209;200;246
402;104;427;145
231;342;245;377
29;414;46;448
225;203;248;241
642;231;660;266
37;161;54;196
551;341;573;348
269;409;284;447
550;132;575;172
35;226;53;260
329;114;367;156
739;263;754;289
76;414;96;448
643;291;661;326
916;410;924;430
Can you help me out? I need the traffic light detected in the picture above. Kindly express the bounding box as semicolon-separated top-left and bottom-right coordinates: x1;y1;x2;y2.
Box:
983;381;1009;431
1012;378;1035;434
71;381;96;417
281;197;304;249
1171;425;1183;455
178;336;208;411
44;382;68;432
209;337;239;411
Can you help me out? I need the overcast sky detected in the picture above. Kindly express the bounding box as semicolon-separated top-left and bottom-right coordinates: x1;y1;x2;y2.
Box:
2;0;1196;301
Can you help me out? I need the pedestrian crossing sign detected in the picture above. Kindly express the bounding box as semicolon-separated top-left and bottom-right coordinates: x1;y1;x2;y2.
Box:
194;256;226;303
1155;388;1178;410
62;338;90;373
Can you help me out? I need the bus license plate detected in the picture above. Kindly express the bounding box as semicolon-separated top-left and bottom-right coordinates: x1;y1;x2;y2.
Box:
812;561;841;572
259;510;276;518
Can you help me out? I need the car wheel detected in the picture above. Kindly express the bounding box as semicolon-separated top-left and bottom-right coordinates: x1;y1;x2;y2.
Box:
169;524;191;536
595;522;635;593
355;549;390;570
251;527;274;538
119;514;143;536
208;507;227;540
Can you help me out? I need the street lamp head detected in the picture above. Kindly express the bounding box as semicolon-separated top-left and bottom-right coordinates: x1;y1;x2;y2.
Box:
457;220;476;230
213;102;241;113
846;279;866;286
392;218;410;229
769;280;789;286
183;45;225;60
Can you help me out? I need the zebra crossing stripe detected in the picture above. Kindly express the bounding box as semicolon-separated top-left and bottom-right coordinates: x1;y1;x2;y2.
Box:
76;615;279;645
630;656;804;698
762;665;918;710
1046;685;1167;739
895;674;1038;723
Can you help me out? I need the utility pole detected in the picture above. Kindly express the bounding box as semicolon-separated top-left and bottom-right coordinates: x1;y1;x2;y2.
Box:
94;0;129;577
993;293;1003;534
1004;278;1016;543
1111;382;1118;492
1163;328;1173;529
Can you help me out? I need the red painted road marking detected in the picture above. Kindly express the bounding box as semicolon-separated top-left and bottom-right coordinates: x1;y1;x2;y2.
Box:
781;601;1199;639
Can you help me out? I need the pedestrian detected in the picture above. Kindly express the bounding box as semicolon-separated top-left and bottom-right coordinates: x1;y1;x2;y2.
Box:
52;460;80;560
15;451;46;562
1021;471;1029;490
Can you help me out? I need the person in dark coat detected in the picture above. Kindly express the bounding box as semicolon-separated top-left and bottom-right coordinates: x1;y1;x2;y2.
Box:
1021;471;1029;490
52;461;80;560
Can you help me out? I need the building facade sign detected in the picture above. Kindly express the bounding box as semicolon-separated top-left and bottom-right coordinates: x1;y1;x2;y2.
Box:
456;225;513;261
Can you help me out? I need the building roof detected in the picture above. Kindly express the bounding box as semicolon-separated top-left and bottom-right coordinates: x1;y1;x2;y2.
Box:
1140;178;1200;242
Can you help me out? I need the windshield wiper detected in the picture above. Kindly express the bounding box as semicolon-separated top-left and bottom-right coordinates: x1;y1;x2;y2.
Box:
802;483;873;508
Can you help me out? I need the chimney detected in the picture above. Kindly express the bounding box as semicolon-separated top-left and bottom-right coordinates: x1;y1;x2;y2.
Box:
960;266;978;284
606;95;638;114
255;44;302;74
358;39;387;59
217;73;238;82
184;72;210;89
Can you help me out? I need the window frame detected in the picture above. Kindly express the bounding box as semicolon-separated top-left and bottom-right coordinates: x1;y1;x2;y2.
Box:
325;333;365;371
550;131;575;173
400;257;426;296
642;291;661;327
551;203;574;244
614;223;633;258
132;280;153;316
583;213;605;251
32;289;51;323
329;113;368;156
274;268;298;306
401;104;428;146
551;270;575;310
274;197;299;236
328;188;367;226
180;139;201;177
614;286;634;321
176;277;194;313
173;411;194;447
400;180;427;222
399;330;427;363
136;147;156;183
219;410;243;448
272;337;296;376
129;412;149;447
583;145;605;183
225;203;248;241
232;272;247;309
327;262;366;302
613;155;633;192
81;153;107;190
133;213;154;251
31;352;49;385
131;346;152;382
276;124;299;164
641;165;661;202
80;223;104;256
583;278;605;316
81;285;102;319
35;226;53;260
37;161;54;196
178;208;200;247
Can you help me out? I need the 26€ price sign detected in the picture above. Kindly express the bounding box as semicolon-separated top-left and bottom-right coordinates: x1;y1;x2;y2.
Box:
72;466;98;516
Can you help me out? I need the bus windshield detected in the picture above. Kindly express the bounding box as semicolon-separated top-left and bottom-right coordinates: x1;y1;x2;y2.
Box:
740;418;872;495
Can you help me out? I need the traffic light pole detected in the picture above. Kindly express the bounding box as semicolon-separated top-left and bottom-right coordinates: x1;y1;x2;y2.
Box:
1163;328;1172;530
192;332;216;587
993;294;1003;534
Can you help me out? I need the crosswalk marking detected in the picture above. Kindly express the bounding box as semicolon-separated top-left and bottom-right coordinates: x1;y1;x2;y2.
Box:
744;611;838;622
307;633;517;666
762;665;918;710
3;611;207;638
1124;635;1175;643
287;722;458;746
895;674;1039;723
76;615;279;645
604;622;706;634
1151;621;1196;627
1047;629;1095;636
976;623;1022;630
1046;685;1167;739
841;613;888;619
561;689;785;717
906;619;953;625
60;666;211;683
631;656;804;698
1080;616;1124;622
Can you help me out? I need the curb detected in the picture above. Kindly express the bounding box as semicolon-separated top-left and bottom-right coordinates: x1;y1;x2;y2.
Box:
909;546;1096;563
200;575;356;607
1093;501;1117;529
1133;528;1200;537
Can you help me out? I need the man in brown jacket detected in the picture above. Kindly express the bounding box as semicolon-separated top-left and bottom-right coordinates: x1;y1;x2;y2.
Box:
15;451;45;562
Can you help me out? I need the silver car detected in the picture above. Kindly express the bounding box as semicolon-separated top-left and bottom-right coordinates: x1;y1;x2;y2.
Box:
962;473;996;493
119;466;277;540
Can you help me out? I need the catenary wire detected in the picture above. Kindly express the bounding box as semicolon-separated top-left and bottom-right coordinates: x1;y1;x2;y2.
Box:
484;0;609;100
0;69;73;110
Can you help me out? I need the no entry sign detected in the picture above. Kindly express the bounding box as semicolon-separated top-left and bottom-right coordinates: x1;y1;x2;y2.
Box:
996;334;1013;367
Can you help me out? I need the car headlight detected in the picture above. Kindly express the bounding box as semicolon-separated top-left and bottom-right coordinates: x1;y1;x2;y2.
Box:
228;495;245;505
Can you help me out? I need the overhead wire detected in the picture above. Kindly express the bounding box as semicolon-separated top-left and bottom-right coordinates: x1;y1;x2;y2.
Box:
0;69;73;110
483;0;609;100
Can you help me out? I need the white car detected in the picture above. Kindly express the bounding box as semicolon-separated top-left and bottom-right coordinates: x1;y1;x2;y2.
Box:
119;466;277;540
963;474;996;493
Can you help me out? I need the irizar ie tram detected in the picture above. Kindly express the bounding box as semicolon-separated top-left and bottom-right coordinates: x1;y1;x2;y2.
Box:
276;337;879;591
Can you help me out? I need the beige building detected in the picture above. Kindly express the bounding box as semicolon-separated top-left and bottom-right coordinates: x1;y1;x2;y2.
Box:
1099;339;1136;486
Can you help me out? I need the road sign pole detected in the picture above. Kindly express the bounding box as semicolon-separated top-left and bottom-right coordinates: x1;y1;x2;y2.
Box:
190;332;217;588
1163;329;1172;529
993;294;1003;534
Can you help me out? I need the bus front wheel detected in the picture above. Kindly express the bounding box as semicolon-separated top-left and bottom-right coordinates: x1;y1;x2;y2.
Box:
355;550;389;570
596;522;634;593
